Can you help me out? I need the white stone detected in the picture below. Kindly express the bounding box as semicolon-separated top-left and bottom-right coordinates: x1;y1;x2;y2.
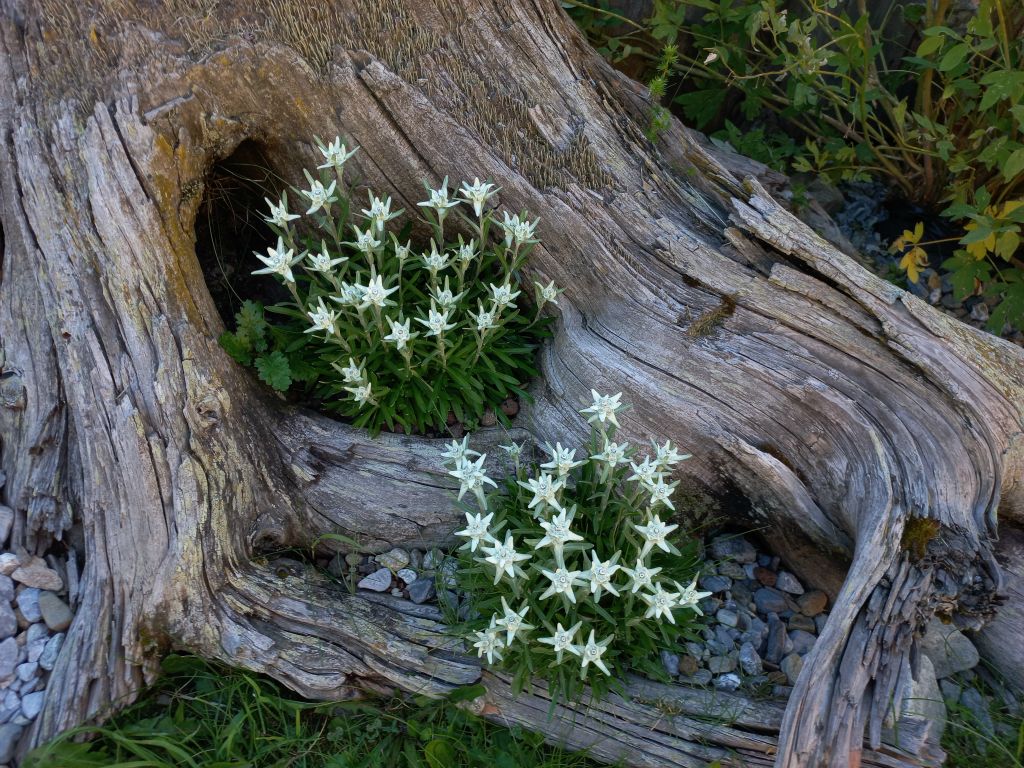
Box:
15;590;40;623
39;633;63;671
20;691;44;720
356;568;392;592
396;568;417;584
14;663;37;682
920;617;979;679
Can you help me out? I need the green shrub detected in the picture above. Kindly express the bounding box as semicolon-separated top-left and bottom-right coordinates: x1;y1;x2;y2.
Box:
446;392;705;704
220;137;558;435
570;0;1024;332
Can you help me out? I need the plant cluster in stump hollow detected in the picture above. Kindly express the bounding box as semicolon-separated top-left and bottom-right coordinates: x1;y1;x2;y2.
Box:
220;137;559;435
445;392;707;704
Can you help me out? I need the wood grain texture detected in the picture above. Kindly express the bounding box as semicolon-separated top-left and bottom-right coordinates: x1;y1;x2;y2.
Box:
0;1;1021;766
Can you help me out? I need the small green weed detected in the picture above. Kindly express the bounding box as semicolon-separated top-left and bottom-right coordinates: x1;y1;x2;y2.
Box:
943;669;1024;768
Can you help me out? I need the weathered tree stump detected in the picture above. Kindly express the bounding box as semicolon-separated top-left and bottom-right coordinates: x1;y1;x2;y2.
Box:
0;1;1021;766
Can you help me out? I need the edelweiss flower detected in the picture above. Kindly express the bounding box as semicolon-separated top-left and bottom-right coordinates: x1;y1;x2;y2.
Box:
468;301;498;333
449;454;498;506
317;137;358;170
641;582;682;623
590;440;630;468
417;177;460;217
584;551;622;599
472;618;505;665
674;577;713;616
578;629;613;677
480;533;530;585
361;193;399;232
252;237;301;283
620;558;662;594
489;282;521;311
431;277;465;311
518;472;565;514
302;178;338;215
494;597;534;646
646;475;678;511
540;442;585;477
539;566;583;603
499;211;538;247
421;245;450;277
456;239;476;265
454;510;494;552
500;441;526;462
652;439;690;470
392;237;412;264
633;514;679;557
534;280;562;307
263;195;300;227
458;178;498;217
580;390;624;429
383;316;416;350
534;507;585;560
441;435;479;465
306;243;347;273
415;304;457;337
345;381;375;407
305;297;339;336
336;357;365;384
349;226;382;254
628;457;661;486
358;275;398;310
331;283;363;309
537;621;582;663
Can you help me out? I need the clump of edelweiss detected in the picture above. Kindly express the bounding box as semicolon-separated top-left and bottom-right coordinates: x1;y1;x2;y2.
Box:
443;391;708;701
223;136;563;436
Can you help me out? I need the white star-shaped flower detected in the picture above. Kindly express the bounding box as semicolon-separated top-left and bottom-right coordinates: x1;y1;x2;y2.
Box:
383;316;417;350
361;193;400;232
392;237;412;264
252;237;301;282
306;243;347;273
633;514;678;557
305;297;339;336
646;475;678;511
580;390;624;428
421;244;451;277
652;439;690;470
417;177;460;217
537;621;583;663
539;566;583;603
263;194;300;227
471;617;505;665
441;435;479;465
641;582;682;624
336;357;365;384
535;280;562;307
584;551;622;599
456;239;476;265
494;597;534;646
449;454;498;507
518;472;565;514
317;137;358;170
590;440;630;468
489;282;521;311
358;275;398;310
620;558;662;594
500;441;525;462
458;178;499;217
431;277;465;311
628;457;661;486
480;533;530;585
301;178;338;215
674;577;713;616
540;442;585;477
345;381;375;408
332;282;365;308
499;211;538;247
454;510;494;552
349;226;382;254
534;507;585;560
578;629;613;677
415;304;457;337
468;301;498;332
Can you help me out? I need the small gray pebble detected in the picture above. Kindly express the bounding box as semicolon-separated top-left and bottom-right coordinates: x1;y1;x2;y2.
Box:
15;589;41;624
716;609;738;628
14;663;37;682
39;633;64;671
775;571;804;595
660;650;679;677
397;568;418;584
20;691;44;720
739;642;763;675
714;673;742;691
408;577;437;605
356;568;392;592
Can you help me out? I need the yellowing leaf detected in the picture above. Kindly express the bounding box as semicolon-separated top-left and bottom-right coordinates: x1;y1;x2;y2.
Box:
900;246;929;283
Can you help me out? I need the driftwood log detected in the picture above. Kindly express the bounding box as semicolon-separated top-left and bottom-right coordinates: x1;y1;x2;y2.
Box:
1;1;1022;766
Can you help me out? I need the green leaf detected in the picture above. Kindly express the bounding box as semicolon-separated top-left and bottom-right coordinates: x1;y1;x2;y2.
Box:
938;42;971;71
218;331;252;365
941;252;991;300
1005;148;1024;182
255;351;292;391
916;36;943;57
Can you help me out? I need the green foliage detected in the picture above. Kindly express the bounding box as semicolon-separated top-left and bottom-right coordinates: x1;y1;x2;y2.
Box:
942;669;1024;768
446;394;704;706
571;0;1024;331
221;140;556;435
25;655;605;768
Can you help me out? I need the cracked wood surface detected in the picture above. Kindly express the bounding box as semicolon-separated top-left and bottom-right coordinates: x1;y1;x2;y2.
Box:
0;1;1022;766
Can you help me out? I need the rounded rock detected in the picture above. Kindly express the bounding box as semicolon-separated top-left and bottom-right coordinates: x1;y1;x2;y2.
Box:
37;592;73;633
356;568;393;592
797;590;828;616
714;673;742;692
